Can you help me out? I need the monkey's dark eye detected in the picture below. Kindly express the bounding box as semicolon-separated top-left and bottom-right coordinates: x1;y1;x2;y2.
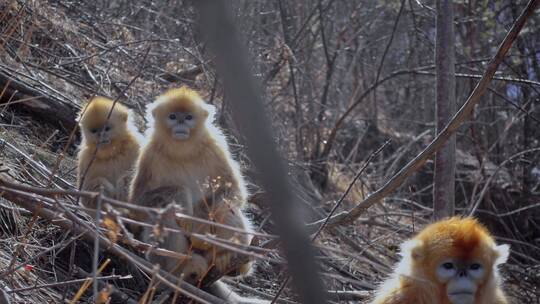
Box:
470;263;481;270
169;113;177;120
91;129;98;134
104;126;111;131
443;263;454;270
185;114;193;120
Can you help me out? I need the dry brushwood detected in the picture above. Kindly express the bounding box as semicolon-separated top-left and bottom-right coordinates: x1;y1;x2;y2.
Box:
0;176;268;304
0;70;77;131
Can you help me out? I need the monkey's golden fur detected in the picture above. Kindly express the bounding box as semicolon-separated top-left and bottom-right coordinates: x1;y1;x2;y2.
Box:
372;217;509;304
130;87;253;283
77;97;140;207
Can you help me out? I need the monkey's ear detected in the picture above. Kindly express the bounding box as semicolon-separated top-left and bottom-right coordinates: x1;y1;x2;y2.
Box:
151;106;159;118
200;108;209;118
401;239;423;261
494;244;510;265
201;102;216;120
77;102;92;123
119;110;128;122
149;96;167;119
395;239;422;275
76;110;85;124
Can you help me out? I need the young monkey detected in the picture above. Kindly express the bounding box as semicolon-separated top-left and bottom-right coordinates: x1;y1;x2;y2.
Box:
372;217;510;304
77;97;141;208
130;87;263;303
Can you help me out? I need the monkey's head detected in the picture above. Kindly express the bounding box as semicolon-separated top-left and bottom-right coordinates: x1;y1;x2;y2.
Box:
148;87;215;142
79;97;130;147
401;217;509;304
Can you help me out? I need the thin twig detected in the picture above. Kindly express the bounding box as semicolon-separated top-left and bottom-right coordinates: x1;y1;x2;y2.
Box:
9;274;130;293
92;190;104;300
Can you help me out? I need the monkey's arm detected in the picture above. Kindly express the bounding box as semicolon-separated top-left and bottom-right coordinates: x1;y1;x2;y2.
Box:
77;152;114;208
127;158;155;238
129;156;153;204
116;170;135;202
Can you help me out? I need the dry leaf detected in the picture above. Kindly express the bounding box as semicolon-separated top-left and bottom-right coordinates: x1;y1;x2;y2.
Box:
101;216;120;244
96;284;113;304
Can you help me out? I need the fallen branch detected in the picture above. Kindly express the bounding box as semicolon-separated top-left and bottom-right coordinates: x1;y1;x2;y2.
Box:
0;70;77;130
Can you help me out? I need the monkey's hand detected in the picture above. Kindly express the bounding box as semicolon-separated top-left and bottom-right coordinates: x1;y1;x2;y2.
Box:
81;178;116;209
180;218;215;251
88;177;117;198
97;177;116;190
181;253;209;285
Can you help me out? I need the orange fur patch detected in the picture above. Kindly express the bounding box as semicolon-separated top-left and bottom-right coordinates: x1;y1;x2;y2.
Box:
415;217;495;260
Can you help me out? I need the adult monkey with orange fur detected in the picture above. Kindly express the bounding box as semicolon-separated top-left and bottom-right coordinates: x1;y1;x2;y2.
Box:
372;217;510;304
77;97;141;208
130;87;265;303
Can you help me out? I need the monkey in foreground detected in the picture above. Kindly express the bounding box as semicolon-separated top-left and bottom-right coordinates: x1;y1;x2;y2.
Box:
130;87;264;303
77;97;140;208
372;217;510;304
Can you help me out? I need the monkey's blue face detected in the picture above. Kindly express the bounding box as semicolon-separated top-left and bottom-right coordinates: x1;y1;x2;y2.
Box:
166;111;196;140
437;259;485;304
84;121;124;147
88;124;111;145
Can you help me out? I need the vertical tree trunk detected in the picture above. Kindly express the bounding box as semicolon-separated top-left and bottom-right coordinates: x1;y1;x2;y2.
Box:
433;0;456;220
